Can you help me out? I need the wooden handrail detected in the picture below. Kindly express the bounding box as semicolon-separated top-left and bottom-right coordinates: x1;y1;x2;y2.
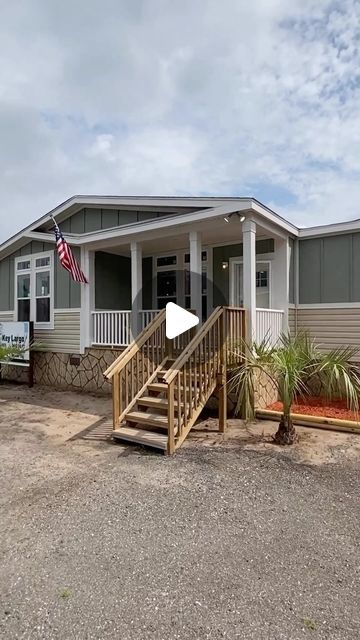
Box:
163;307;223;384
104;309;165;379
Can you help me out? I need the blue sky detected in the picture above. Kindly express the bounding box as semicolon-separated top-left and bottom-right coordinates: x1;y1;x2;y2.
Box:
0;0;359;242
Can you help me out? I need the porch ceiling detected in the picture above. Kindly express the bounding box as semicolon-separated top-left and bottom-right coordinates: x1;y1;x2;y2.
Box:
98;217;272;257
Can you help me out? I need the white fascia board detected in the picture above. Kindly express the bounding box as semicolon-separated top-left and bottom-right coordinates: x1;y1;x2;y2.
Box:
24;231;82;244
299;219;360;238
250;200;299;236
251;212;290;240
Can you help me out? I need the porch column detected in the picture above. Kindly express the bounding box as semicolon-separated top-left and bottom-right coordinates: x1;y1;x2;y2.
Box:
189;230;202;322
80;247;95;353
131;241;142;339
272;237;290;331
242;218;257;342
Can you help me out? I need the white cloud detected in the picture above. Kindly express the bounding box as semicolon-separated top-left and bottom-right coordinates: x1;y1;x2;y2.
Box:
0;0;360;241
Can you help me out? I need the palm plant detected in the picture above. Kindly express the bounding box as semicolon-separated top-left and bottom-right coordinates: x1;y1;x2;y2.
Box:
229;332;360;445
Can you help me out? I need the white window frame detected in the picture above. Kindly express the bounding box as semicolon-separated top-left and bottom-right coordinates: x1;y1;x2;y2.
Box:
152;249;210;316
14;252;54;329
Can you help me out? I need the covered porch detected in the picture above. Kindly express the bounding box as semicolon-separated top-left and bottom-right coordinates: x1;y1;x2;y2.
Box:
81;211;292;350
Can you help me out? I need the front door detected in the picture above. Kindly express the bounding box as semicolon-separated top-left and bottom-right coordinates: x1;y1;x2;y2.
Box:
230;260;270;308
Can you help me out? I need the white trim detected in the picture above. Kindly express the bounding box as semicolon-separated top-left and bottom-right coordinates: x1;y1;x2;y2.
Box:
54;307;81;313
297;303;360;309
131;242;142;338
14;251;54;329
0;310;14;316
189;231;202;321
80;248;94;353
299;220;360;238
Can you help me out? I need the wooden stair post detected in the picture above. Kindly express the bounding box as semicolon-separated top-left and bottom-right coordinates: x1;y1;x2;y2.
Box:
218;309;227;433
112;371;120;429
167;380;175;455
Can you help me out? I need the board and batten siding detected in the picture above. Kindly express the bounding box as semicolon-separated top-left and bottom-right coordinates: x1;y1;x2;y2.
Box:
290;307;360;351
299;233;360;304
59;207;199;234
35;310;81;354
0;241;81;312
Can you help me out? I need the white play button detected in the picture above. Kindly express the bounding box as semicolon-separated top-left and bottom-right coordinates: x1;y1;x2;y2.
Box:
165;302;199;340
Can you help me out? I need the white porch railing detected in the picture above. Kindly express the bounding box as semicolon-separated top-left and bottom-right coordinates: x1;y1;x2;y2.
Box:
91;307;285;349
92;311;131;347
256;308;284;346
139;310;159;330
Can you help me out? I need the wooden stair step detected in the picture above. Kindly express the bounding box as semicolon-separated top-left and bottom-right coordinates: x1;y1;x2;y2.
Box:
137;396;178;410
126;410;169;429
147;382;168;393
147;382;199;394
113;427;167;451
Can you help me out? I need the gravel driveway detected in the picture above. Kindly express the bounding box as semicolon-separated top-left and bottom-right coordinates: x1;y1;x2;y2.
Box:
0;387;359;639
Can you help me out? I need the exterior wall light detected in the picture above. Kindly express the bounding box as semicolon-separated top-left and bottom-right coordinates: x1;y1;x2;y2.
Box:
223;213;246;223
221;261;229;270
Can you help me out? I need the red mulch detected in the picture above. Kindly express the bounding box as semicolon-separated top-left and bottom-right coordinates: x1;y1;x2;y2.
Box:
267;396;359;422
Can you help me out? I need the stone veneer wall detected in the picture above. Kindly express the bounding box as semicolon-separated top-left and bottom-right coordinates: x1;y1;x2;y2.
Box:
1;349;278;407
1;348;124;394
254;369;278;410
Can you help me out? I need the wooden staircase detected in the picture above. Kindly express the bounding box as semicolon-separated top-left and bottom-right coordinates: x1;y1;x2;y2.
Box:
104;306;245;454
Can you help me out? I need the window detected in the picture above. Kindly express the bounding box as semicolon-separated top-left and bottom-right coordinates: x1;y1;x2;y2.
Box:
156;270;177;308
154;250;210;320
17;260;31;271
157;255;177;267
15;253;53;326
256;270;268;288
36;256;50;268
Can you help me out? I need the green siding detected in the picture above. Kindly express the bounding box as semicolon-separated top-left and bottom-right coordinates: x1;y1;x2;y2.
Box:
94;253;153;310
322;235;350;302
299;232;360;303
0;258;11;311
60;207;182;234
0;241;80;311
289;238;295;304
352;234;360;301
299;239;321;303
213;239;274;306
95;252;131;310
101;210;119;229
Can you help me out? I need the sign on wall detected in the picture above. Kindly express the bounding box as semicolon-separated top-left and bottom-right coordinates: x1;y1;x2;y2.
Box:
0;321;31;361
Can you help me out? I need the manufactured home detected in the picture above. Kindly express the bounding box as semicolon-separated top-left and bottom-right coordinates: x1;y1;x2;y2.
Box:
0;196;359;390
0;196;360;451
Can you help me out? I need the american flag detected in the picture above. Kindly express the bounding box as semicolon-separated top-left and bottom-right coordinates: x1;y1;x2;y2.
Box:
52;220;88;284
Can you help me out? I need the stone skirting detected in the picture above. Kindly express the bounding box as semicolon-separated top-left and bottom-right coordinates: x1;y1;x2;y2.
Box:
1;348;278;407
254;369;278;410
0;348;125;394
